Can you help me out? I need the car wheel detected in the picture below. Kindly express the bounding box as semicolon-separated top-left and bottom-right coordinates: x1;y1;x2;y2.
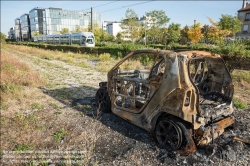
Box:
156;118;183;150
95;88;111;113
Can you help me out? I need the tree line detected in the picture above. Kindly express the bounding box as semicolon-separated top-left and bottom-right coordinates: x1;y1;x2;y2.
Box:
118;8;242;45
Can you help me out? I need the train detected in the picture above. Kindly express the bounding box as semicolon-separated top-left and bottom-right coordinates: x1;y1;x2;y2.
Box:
33;32;95;47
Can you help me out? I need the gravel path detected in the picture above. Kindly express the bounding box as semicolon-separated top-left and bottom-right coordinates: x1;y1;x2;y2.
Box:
2;47;250;165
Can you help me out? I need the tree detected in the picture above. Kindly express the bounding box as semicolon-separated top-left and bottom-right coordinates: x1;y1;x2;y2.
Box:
0;32;6;43
187;22;203;43
116;32;122;43
72;25;83;33
120;8;142;42
218;14;242;37
180;25;190;44
145;10;170;28
59;28;69;34
145;10;170;44
105;33;115;42
201;24;210;43
32;31;42;36
207;17;230;44
166;23;181;44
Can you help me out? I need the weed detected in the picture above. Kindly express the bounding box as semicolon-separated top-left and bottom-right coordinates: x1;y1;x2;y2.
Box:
0;103;8;110
31;103;44;110
54;111;62;115
79;62;88;68
16;112;25;122
233;98;248;109
53;129;66;143
49;102;61;110
117;51;123;59
0;118;7;125
87;73;93;75
14;144;33;152
82;105;92;112
99;53;111;61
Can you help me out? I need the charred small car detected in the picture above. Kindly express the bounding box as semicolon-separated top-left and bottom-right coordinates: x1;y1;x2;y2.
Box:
96;49;234;153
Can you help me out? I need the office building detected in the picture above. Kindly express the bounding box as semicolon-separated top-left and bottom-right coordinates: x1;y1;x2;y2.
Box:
29;7;101;36
8;27;15;39
20;13;31;41
14;18;22;41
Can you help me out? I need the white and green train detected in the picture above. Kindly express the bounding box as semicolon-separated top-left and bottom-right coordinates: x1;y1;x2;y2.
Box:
33;32;95;47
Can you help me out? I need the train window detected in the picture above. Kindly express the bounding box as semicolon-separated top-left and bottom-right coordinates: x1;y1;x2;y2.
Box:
82;36;86;44
86;39;93;44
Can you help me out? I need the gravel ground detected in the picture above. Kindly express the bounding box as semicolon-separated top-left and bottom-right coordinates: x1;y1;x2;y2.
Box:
1;47;250;165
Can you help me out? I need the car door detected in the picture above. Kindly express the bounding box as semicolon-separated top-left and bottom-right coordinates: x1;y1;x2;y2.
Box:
110;51;164;114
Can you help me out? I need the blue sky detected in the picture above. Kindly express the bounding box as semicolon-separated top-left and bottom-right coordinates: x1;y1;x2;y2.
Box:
1;1;243;35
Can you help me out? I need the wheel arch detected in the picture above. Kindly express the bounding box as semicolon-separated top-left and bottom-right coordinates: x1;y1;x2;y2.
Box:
150;111;197;153
150;112;193;133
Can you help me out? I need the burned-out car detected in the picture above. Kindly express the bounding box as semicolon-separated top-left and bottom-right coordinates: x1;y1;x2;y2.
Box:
95;49;234;153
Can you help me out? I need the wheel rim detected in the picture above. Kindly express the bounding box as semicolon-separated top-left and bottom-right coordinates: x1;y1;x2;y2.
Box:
156;119;182;150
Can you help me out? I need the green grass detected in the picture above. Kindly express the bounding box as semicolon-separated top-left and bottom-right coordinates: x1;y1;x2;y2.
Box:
231;70;250;82
49;102;61;110
54;111;62;115
31;103;44;110
53;129;66;143
233;98;248;109
35;126;46;130
14;144;34;152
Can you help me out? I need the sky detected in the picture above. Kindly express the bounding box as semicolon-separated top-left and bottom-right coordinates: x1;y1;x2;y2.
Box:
0;0;243;36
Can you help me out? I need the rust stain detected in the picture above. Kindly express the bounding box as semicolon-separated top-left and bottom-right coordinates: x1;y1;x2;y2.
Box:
214;117;234;133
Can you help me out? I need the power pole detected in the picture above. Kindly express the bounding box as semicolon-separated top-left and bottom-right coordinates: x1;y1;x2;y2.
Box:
91;7;94;33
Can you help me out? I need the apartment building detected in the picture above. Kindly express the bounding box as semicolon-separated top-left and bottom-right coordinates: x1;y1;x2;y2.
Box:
236;0;250;39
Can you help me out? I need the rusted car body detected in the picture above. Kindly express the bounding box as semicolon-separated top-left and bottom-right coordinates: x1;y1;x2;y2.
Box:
96;49;234;153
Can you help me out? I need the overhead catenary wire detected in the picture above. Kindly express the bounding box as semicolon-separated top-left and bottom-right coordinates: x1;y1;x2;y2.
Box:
82;1;119;12
99;0;154;13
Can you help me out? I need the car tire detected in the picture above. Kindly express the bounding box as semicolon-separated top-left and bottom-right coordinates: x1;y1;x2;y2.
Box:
95;88;111;113
155;118;183;150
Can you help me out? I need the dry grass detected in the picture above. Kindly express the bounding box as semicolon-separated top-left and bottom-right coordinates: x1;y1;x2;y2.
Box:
232;70;250;108
4;44;92;69
0;50;45;105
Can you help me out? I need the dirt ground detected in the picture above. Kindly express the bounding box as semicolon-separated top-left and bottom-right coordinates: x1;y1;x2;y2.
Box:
1;46;250;165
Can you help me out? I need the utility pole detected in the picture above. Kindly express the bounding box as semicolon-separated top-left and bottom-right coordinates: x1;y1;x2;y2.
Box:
91;7;94;33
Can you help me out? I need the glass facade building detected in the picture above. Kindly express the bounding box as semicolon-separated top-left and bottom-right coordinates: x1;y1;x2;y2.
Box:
29;8;46;36
14;18;22;41
20;14;31;41
29;7;101;36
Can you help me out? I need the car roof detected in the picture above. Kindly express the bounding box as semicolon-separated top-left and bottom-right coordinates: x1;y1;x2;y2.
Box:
129;49;221;60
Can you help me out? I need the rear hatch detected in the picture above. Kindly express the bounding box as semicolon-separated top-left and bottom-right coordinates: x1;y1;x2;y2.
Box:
188;56;234;123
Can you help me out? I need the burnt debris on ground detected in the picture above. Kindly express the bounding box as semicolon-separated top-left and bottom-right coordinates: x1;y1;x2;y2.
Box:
71;96;250;165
